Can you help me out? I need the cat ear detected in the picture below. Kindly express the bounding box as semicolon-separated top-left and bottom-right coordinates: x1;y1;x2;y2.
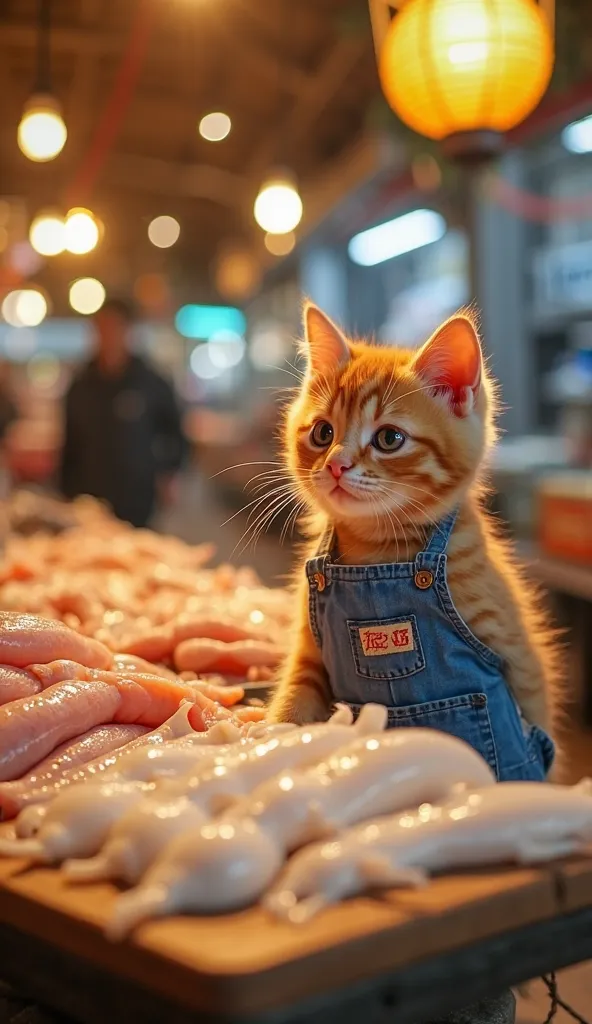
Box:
413;314;482;418
303;303;350;377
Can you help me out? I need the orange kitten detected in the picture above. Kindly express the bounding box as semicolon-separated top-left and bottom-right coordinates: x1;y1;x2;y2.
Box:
268;303;559;782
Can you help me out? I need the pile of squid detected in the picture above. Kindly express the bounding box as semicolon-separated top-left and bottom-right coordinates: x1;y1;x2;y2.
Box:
2;694;591;939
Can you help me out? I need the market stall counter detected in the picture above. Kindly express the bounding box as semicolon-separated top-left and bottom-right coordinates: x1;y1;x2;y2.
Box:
1;843;592;1024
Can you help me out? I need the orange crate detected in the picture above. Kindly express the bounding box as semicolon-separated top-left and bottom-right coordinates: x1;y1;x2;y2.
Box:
538;477;592;565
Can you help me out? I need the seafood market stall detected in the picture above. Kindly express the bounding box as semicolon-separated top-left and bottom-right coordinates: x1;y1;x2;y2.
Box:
1;495;592;1023
1;848;592;1023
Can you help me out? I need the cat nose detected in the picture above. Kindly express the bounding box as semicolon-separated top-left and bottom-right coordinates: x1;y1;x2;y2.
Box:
326;456;352;479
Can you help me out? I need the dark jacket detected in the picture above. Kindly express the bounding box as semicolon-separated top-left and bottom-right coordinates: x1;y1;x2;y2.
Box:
59;356;186;527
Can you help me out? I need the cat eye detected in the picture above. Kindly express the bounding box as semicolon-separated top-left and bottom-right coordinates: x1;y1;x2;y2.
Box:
371;427;406;453
310;420;334;448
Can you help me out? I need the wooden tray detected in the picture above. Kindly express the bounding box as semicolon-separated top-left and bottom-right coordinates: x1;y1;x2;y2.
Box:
1;824;588;1018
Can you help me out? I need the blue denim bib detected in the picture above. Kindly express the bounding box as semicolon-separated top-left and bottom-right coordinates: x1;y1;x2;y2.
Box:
306;510;554;782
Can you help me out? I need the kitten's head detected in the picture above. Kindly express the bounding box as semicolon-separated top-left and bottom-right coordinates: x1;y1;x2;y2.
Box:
284;303;496;534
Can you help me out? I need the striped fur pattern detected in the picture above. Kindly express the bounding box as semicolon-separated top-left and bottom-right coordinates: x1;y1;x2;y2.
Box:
268;303;560;732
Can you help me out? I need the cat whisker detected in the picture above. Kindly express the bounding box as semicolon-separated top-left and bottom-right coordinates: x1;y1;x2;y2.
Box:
232;489;300;559
221;483;294;529
210;461;278;480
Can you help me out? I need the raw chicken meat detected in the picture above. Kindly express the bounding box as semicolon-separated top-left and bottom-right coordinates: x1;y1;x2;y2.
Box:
0;676;236;783
264;779;592;923
29;661;245;710
111;655;177;679
17;724;149;785
0;703;229;818
0;665;40;705
0;613;111;669
174;638;283;675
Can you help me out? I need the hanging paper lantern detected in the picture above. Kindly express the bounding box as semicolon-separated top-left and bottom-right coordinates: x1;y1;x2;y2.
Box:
379;0;554;154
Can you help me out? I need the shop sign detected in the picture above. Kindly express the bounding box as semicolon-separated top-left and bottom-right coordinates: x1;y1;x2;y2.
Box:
533;239;592;312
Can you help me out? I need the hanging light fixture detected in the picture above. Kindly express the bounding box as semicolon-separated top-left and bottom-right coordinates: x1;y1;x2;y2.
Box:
378;0;554;159
18;1;67;162
253;2;303;236
254;169;303;235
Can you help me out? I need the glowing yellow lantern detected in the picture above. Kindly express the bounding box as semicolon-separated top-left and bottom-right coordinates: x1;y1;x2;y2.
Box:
379;0;554;153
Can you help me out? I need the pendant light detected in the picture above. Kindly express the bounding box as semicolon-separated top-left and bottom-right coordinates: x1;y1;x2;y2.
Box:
18;0;67;162
378;0;553;159
253;3;303;236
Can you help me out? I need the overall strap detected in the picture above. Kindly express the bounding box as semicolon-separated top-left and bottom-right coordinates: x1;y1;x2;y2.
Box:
422;508;459;556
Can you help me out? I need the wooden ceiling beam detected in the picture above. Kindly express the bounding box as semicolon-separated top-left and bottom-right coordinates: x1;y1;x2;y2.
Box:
1;21;123;57
105;153;247;207
247;34;367;177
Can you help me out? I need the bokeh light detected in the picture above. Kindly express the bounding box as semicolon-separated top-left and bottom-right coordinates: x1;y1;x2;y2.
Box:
199;112;232;142
264;231;296;256
69;277;106;315
2;289;48;327
148;215;180;248
29;212;66;256
215;245;261;302
190;344;223;380
208;330;246;369
18;96;67;162
64;209;100;255
26;353;61;391
254;175;303;234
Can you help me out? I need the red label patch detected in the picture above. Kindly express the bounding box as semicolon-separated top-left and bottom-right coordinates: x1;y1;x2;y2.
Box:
359;621;414;656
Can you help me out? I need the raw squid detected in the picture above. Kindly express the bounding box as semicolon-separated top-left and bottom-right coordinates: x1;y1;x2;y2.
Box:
264;780;592;923
174;638;282;676
0;612;111;669
225;727;496;853
1;702;198;818
0;780;151;863
106;720;495;934
0;675;233;783
108;819;283;939
161;704;386;816
0;665;40;705
64;793;207;886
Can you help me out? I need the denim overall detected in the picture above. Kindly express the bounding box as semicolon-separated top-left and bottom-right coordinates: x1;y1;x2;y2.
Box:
306;510;554;782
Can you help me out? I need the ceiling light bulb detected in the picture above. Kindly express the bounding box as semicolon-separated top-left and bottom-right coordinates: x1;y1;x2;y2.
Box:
254;172;303;234
199;112;232;142
69;277;105;315
64;209;100;255
148;215;180;248
29;212;66;256
18;94;67;162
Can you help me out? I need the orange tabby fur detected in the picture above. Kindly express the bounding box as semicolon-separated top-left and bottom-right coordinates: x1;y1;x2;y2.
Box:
268;304;561;733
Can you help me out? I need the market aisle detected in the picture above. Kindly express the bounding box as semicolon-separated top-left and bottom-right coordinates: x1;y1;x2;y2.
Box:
158;469;296;586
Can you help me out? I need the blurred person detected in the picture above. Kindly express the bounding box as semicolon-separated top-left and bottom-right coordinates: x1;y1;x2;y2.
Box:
0;361;17;501
59;298;186;527
0;362;17;443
